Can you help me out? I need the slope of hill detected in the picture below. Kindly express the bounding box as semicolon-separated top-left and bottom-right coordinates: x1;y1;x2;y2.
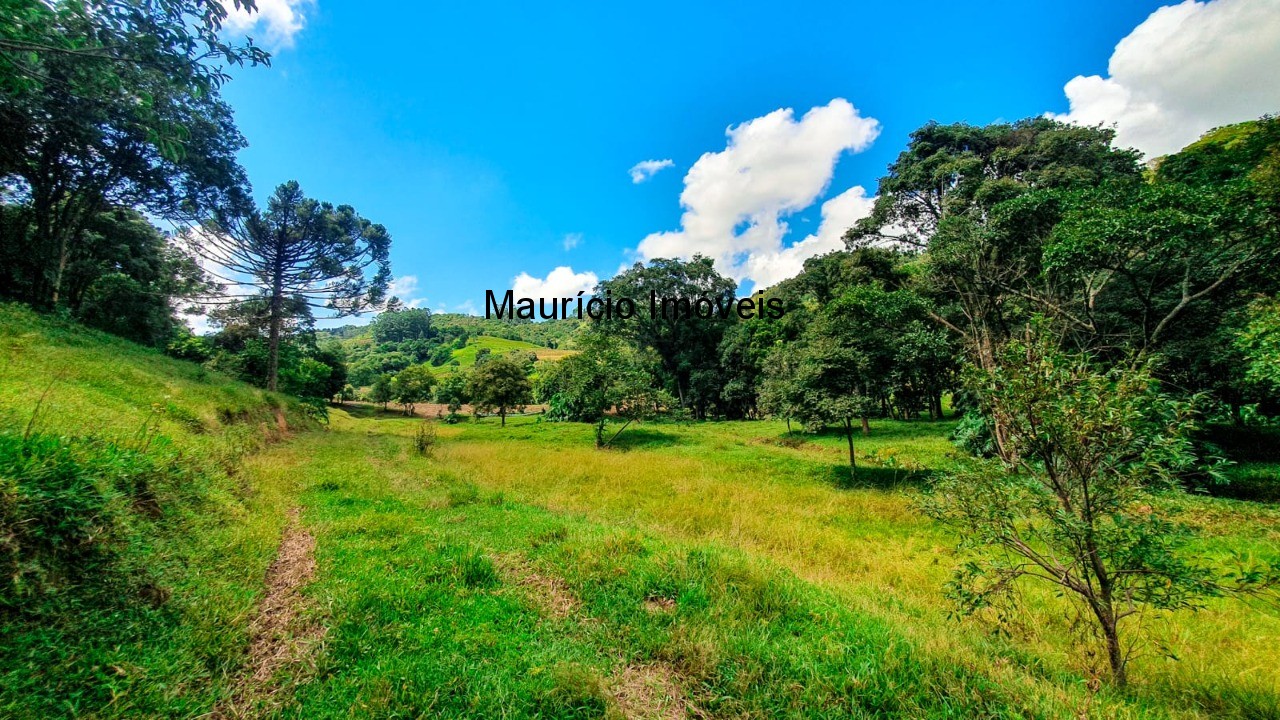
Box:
440;334;573;374
0;304;315;716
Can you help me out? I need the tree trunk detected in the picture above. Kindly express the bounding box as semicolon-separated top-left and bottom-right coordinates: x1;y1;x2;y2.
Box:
861;416;870;436
266;258;285;392
1092;605;1127;687
844;418;856;477
51;232;69;306
267;300;282;392
500;407;506;426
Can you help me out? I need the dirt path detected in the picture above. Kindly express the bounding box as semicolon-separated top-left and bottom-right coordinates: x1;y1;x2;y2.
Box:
214;507;325;718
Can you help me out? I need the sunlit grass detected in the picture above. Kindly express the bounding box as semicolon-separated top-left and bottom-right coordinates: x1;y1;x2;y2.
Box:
1;304;1277;717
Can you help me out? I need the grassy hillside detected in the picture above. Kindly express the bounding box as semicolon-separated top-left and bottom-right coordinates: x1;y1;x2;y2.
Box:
440;335;573;374
0;304;315;716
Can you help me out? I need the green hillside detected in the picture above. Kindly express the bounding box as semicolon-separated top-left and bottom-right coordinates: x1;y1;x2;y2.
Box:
0;304;316;716
437;334;574;376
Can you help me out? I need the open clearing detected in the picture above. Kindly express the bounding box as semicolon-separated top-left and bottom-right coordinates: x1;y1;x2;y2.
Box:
2;309;1277;718
160;410;1280;716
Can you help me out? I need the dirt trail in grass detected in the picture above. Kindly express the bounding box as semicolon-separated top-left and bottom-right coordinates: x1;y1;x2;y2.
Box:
215;507;325;718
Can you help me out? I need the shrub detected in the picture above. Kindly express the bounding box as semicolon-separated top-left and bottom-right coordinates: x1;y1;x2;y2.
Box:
414;420;437;456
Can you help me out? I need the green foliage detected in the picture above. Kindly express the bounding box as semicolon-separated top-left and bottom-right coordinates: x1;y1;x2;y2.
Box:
434;371;470;422
922;334;1247;686
539;332;665;447
597;255;736;418
1238;297;1280;394
370;307;434;343
0;0;265;310
468;353;532;426
370;373;394;410
392;364;436;415
950;409;995;458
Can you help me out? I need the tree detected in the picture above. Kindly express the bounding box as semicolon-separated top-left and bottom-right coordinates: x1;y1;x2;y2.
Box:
540;332;663;447
922;333;1273;687
0;205;213;346
337;384;356;405
434;371;470;423
370;374;394;411
371;307;433;343
196;181;392;391
846;119;1143;458
1238;297;1280;396
0;0;267;308
596;256;736;418
467;353;531;426
392;364;436;417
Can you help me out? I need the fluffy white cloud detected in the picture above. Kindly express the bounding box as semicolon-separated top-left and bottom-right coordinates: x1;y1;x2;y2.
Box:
635;99;879;288
629;159;675;183
224;0;314;49
741;186;875;289
563;232;583;251
1049;0;1280;158
512;266;599;301
387;275;427;308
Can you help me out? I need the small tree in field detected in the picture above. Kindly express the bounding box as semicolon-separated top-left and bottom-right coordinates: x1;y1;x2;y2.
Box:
923;334;1272;687
370;373;394;411
468;354;531;426
435;371;470;423
393;364;436;416
541;333;662;447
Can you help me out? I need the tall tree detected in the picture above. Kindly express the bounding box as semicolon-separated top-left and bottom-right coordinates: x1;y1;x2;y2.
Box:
0;0;267;307
846;119;1138;458
596;255;736;418
197;181;392;390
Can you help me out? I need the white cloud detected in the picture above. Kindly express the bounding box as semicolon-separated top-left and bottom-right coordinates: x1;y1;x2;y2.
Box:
563;232;583;251
449;299;480;316
387;275;427;308
512;266;599;301
635;98;880;288
741;186;876;289
629;159;675;183
1049;0;1280;158
224;0;314;49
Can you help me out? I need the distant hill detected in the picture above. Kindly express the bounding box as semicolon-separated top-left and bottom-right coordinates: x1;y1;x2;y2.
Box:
319;313;581;350
318;309;578;386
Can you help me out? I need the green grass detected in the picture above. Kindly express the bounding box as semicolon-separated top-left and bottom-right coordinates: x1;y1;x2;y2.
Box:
2;305;1278;718
0;304;312;717
434;335;573;377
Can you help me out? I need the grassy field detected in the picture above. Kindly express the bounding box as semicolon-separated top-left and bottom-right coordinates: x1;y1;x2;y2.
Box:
2;308;1279;718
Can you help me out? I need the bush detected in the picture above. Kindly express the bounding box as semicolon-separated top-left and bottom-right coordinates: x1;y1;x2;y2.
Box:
414;420;437;456
950;409;995;458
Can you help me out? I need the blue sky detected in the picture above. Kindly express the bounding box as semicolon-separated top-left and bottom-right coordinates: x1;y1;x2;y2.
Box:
215;0;1280;321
